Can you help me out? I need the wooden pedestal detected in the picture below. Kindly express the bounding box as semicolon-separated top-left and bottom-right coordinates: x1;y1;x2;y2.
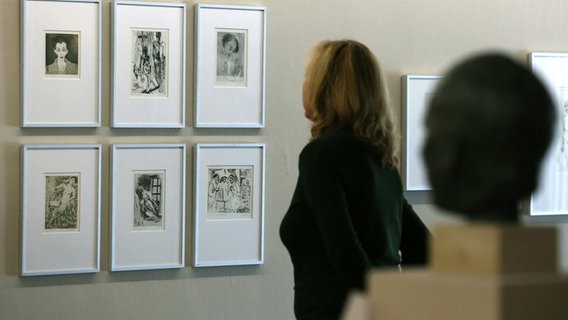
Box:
431;224;557;274
368;270;568;320
367;224;568;320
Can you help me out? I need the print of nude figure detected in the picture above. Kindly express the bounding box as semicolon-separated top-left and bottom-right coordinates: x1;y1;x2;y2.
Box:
45;175;79;230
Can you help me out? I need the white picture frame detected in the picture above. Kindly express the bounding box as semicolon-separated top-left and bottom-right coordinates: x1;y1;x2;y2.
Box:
21;0;102;127
402;75;443;191
529;52;568;215
193;143;265;267
194;4;267;128
112;0;186;128
110;144;186;271
21;144;101;276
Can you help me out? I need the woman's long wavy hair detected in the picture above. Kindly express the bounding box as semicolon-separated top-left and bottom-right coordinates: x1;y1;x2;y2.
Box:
304;39;399;167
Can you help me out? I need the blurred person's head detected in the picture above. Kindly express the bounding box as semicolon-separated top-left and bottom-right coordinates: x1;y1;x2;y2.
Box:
423;53;555;221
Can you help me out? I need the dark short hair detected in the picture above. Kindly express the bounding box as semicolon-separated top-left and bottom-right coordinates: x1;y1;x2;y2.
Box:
423;53;555;220
221;33;239;53
52;36;68;49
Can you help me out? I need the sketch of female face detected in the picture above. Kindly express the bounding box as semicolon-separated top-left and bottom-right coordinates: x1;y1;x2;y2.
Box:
54;42;68;61
223;38;238;56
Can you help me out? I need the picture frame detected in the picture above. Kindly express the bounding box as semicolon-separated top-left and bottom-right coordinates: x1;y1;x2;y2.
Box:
193;143;266;267
21;144;101;276
529;52;568;215
110;144;186;271
112;0;186;128
194;4;267;128
21;0;102;127
402;75;443;191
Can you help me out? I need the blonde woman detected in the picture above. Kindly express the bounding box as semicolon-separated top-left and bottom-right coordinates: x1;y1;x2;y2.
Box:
280;40;429;319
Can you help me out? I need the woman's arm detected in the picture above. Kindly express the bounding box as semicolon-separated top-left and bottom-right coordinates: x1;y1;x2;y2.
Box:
399;199;431;266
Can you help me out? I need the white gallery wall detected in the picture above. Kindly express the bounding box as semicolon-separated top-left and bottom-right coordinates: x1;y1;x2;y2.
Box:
1;0;568;319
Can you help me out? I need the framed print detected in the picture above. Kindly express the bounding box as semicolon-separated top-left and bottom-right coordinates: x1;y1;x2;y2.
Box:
194;4;267;128
21;0;102;127
112;0;186;128
194;144;265;267
111;144;186;271
402;75;443;191
529;53;568;215
21;144;101;276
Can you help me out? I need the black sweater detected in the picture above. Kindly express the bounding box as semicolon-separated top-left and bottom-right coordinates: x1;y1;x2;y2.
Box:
280;133;429;320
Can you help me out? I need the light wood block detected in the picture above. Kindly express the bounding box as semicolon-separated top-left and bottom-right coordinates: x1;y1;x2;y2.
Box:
431;224;557;274
368;269;568;320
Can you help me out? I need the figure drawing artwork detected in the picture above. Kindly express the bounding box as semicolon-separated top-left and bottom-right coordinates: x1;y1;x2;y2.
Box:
559;87;568;172
207;167;253;219
45;32;80;77
532;85;568;213
216;29;246;86
134;171;165;229
131;29;168;96
44;174;80;231
547;86;568;207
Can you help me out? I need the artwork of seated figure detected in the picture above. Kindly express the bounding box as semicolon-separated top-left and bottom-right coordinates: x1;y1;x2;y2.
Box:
422;53;556;222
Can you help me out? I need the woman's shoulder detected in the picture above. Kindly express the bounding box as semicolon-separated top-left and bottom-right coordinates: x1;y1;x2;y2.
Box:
302;133;348;153
308;132;358;147
301;133;375;161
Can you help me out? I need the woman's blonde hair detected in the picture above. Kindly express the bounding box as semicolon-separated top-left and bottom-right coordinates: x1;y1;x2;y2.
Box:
304;39;398;167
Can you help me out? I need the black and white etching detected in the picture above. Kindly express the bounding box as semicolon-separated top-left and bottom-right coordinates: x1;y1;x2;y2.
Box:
559;87;568;171
45;175;80;230
215;29;246;86
532;86;568;213
207;167;252;219
45;32;80;77
131;29;168;96
133;171;165;229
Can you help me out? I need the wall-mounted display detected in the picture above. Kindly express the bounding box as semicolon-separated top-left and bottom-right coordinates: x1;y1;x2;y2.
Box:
194;4;267;128
21;144;101;276
110;144;186;271
112;0;186;128
402;75;443;191
529;53;568;215
21;0;102;127
193;144;265;267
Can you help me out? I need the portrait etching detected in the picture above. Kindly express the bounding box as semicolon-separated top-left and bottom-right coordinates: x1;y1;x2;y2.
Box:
207;167;253;219
133;171;165;230
45;32;80;77
131;29;168;96
215;29;246;86
44;174;80;231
